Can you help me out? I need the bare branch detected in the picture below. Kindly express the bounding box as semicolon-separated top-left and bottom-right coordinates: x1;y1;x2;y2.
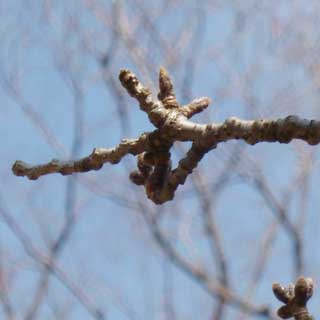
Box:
12;134;148;180
12;68;320;204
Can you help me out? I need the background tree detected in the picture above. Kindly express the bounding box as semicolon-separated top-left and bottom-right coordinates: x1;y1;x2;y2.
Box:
1;1;320;319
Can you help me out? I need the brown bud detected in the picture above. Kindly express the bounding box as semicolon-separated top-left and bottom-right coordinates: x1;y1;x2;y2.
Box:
137;153;152;176
295;277;313;302
129;171;145;185
273;283;291;303
158;67;174;100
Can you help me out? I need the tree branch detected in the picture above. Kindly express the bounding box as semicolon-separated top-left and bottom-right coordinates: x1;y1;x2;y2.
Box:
12;67;320;204
141;207;272;318
12;134;148;180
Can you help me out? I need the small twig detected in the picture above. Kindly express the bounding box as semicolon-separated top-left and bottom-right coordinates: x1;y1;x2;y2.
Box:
12;134;148;180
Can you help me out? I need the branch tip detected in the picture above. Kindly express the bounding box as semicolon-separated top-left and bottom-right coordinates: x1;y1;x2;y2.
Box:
158;66;175;103
183;97;212;118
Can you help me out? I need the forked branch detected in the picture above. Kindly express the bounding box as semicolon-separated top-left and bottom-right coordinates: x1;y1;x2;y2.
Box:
12;68;320;204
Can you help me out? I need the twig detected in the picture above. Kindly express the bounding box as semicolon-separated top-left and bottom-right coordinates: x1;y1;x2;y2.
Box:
12;68;320;204
140;204;272;318
13;134;148;179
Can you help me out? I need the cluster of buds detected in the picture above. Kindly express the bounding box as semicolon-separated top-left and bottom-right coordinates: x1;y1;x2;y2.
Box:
272;277;314;320
130;151;172;202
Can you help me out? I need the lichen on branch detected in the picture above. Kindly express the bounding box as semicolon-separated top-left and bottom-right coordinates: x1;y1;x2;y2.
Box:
12;67;320;204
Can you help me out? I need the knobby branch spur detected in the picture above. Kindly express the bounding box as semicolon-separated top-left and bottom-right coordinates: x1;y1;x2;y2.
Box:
12;67;320;204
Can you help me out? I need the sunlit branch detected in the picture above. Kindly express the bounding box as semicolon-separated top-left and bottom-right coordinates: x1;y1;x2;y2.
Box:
12;68;320;204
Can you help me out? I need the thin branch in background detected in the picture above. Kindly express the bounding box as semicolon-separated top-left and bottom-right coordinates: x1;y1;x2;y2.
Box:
193;173;229;320
251;175;303;276
24;75;85;320
98;1;131;135
235;151;304;277
131;0;173;66
238;221;278;320
292;145;314;228
181;6;206;104
12;68;320;206
0;197;106;320
0;69;67;157
138;201;273;319
162;257;176;320
0;250;15;320
191;145;246;320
